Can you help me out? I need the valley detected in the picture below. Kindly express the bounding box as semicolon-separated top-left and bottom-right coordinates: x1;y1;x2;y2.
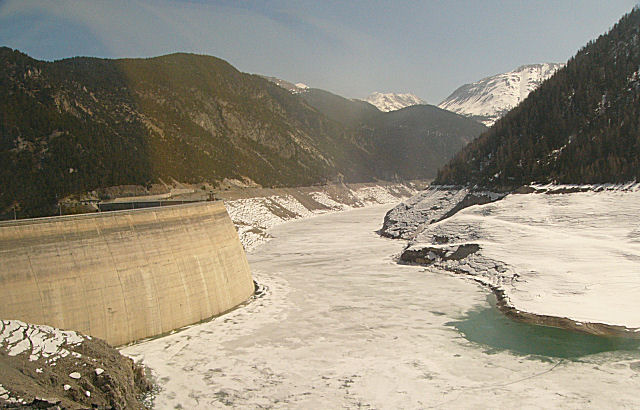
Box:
0;49;483;219
123;204;640;408
1;3;640;408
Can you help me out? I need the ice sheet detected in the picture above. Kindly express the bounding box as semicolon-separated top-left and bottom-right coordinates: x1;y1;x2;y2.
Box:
411;188;640;328
123;205;640;408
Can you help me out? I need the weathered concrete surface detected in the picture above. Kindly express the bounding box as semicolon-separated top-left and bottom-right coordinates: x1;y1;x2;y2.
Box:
0;202;254;346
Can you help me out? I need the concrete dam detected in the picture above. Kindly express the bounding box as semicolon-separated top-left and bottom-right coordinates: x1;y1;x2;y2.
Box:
0;201;254;346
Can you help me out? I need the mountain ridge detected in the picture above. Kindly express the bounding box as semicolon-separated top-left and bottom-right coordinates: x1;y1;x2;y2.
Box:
436;7;640;188
363;92;426;112
438;63;563;126
0;48;485;217
260;75;309;93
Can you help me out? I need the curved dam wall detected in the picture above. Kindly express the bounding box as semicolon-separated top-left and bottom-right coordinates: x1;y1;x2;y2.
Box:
0;201;254;346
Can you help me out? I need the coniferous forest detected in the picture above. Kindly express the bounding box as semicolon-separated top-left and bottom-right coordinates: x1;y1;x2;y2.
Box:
0;49;484;218
436;7;640;189
3;7;639;218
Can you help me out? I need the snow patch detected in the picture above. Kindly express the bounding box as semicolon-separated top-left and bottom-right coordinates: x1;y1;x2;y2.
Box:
310;192;349;211
0;383;23;404
0;320;86;363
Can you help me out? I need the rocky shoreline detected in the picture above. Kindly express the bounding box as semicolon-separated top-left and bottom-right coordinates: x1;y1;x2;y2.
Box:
491;287;640;339
224;180;426;251
400;249;640;339
389;184;640;339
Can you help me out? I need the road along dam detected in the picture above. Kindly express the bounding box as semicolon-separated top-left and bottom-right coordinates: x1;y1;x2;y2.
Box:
0;201;254;346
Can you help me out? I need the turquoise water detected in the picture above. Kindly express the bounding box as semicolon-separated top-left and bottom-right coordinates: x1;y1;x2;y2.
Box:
446;295;640;359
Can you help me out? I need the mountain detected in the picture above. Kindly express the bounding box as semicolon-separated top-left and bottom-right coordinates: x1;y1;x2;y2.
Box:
358;105;486;180
260;75;309;93
302;89;487;180
438;63;563;126
0;49;485;217
436;7;640;188
363;92;426;112
302;88;381;127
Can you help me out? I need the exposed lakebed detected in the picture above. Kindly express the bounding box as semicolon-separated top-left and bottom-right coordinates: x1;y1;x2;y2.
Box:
388;185;640;333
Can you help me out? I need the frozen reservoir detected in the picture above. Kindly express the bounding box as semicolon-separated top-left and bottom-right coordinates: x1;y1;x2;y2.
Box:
123;205;640;408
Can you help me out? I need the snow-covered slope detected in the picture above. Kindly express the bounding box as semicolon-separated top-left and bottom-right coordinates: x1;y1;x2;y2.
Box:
363;92;425;112
261;76;309;94
438;63;563;126
223;182;419;252
387;184;640;332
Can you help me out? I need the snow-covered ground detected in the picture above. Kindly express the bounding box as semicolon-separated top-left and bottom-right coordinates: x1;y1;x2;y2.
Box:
224;183;417;251
1;319;152;408
123;205;640;408
0;320;87;405
0;320;92;405
0;320;86;363
402;184;640;330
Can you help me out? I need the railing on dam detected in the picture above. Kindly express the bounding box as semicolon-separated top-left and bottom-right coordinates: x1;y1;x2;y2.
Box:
1;195;219;221
0;201;254;346
97;200;203;212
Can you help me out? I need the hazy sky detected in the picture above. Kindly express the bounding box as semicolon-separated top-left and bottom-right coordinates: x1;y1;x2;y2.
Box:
1;0;638;102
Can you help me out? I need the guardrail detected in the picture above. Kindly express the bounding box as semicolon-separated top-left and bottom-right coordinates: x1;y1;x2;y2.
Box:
97;200;203;212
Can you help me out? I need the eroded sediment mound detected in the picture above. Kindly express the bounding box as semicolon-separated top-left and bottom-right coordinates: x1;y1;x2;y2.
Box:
0;320;152;409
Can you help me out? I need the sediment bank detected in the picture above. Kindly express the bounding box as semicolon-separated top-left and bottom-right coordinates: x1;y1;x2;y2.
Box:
492;287;640;339
390;185;640;338
223;181;424;251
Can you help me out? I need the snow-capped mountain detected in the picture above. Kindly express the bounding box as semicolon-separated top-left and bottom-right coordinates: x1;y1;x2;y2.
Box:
363;92;426;112
438;63;563;126
261;76;309;94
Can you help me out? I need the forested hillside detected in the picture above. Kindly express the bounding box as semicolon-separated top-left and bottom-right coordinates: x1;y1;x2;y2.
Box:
436;7;640;188
301;89;486;180
0;49;484;217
